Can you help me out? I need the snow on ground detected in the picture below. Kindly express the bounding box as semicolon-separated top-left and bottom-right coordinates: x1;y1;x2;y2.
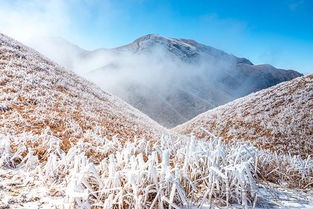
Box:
256;183;313;209
187;184;313;209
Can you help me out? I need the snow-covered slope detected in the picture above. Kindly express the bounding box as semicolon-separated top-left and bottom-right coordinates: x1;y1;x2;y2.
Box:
0;33;167;146
31;34;302;128
174;74;313;157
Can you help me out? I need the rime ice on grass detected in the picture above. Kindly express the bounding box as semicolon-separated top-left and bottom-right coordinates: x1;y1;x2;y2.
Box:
174;74;313;157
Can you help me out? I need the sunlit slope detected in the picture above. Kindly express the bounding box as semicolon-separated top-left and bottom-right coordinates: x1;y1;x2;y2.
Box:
174;75;313;156
0;33;166;150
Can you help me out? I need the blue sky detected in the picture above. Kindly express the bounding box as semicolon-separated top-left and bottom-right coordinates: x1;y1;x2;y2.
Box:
0;0;312;74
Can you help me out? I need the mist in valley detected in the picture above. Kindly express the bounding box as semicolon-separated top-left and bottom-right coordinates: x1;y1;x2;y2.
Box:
31;36;250;127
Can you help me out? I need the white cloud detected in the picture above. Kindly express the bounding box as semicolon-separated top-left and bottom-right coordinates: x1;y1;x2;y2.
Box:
0;0;71;42
0;0;118;49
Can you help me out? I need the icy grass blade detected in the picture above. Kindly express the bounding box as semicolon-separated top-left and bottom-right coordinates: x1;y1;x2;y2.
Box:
1;131;312;208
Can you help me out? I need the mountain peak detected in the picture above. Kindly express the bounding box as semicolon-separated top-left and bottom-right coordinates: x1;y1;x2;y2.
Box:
135;33;166;41
120;34;248;63
119;34;205;60
130;33;177;49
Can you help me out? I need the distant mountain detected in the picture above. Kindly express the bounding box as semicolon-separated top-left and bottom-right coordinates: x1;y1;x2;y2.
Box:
0;33;166;146
174;74;313;157
31;34;302;127
117;34;252;64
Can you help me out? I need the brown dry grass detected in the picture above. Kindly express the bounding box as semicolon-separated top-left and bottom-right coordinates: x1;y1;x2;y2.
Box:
0;33;168;156
174;74;313;157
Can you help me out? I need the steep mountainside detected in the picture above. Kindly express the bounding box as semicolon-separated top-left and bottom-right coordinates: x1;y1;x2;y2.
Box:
0;33;166;149
31;34;302;127
174;74;313;156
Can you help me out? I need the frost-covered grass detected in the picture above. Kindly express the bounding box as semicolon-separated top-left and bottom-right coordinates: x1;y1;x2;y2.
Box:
0;132;260;208
0;33;166;151
174;74;313;157
1;130;312;208
256;150;313;189
0;32;312;209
